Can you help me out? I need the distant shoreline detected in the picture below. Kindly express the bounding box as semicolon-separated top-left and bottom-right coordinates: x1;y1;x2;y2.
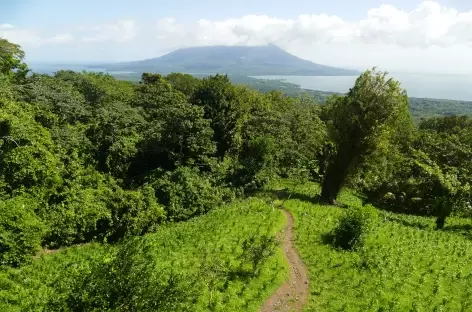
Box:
27;65;472;110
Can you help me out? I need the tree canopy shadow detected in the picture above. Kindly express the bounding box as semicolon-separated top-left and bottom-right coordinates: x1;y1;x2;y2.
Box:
321;232;336;246
257;189;320;205
383;214;433;231
442;224;472;240
383;212;472;240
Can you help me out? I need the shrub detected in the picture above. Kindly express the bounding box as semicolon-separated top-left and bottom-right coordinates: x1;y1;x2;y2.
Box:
107;185;165;242
0;197;45;267
43;183;165;247
240;235;277;276
67;237;199;312
43;186;112;247
332;204;377;250
234;135;277;193
152;167;225;221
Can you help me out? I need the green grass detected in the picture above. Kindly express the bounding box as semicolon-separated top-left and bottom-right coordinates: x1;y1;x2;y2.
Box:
6;180;471;311
0;198;288;311
0;243;111;311
271;182;472;312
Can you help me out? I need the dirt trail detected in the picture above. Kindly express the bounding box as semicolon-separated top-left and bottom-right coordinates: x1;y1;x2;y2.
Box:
260;209;309;312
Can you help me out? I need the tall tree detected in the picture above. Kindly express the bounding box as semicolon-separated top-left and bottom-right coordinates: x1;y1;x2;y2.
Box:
191;75;247;158
320;68;409;204
165;73;200;98
0;39;29;82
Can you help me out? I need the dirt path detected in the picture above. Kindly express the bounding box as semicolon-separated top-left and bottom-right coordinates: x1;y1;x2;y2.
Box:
260;209;309;312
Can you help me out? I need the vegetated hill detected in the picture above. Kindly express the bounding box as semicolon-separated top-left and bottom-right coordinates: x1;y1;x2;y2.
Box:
232;76;472;119
97;44;359;76
272;181;472;311
1;199;287;311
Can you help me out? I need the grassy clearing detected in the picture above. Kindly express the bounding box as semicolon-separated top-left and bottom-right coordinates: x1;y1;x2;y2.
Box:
270;181;472;312
0;198;287;312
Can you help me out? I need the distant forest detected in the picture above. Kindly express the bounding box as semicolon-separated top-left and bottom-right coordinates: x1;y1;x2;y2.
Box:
111;72;472;120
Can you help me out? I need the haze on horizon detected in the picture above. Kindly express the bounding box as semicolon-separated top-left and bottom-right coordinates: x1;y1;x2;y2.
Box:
2;0;472;74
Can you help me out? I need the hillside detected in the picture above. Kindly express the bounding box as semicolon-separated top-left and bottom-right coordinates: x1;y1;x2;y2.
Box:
5;182;472;311
0;199;287;311
4;37;472;312
266;181;472;311
98;44;359;76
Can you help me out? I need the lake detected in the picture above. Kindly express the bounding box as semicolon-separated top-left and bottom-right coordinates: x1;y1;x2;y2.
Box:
252;73;472;101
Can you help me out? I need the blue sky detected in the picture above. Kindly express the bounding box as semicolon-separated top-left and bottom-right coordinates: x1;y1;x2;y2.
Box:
3;0;470;25
2;0;472;73
1;0;419;25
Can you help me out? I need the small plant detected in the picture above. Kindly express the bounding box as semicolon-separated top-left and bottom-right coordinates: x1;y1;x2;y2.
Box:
332;204;377;250
240;234;277;276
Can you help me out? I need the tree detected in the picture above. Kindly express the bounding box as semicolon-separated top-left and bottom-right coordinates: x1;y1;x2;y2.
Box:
0;73;12;100
55;71;135;106
130;101;215;177
165;73;200;98
133;73;187;118
191;75;248;158
320;68;409;204
0;101;63;197
15;74;91;125
0;38;29;82
86;101;145;176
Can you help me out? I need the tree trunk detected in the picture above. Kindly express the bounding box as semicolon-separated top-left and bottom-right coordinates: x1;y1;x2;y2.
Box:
435;216;446;230
320;144;355;204
435;198;452;230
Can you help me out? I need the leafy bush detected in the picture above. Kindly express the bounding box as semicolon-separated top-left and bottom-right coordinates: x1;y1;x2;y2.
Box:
240;235;277;276
332;204;377;250
43;175;165;247
42;180;113;247
234;135;277;193
0;197;45;267
107;185;165;242
151;167;226;221
68;237;199;312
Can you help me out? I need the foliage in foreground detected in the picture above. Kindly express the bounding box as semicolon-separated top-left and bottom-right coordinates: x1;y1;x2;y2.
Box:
0;198;287;312
277;182;472;312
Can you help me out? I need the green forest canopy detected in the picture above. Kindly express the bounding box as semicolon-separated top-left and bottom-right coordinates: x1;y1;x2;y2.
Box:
112;72;472;120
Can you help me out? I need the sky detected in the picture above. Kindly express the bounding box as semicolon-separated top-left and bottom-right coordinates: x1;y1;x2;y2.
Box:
1;0;472;74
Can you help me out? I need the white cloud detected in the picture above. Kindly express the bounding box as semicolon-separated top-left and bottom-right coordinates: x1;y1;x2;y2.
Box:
46;34;75;44
0;19;136;46
3;1;472;73
80;20;137;43
146;1;472;73
152;1;472;50
0;24;42;46
0;24;15;29
0;24;74;47
7;1;472;49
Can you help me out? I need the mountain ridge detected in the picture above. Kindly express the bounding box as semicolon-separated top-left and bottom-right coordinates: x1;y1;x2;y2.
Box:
97;44;359;76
